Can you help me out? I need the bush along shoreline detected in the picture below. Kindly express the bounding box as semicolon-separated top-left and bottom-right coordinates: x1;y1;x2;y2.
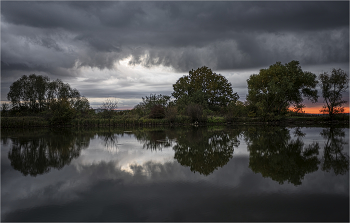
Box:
1;114;348;129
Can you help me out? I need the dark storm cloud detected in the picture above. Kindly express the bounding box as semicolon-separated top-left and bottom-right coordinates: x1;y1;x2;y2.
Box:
1;1;348;74
1;1;348;104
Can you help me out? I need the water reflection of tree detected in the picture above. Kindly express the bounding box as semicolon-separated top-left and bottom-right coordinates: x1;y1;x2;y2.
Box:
320;127;349;175
173;127;241;176
98;130;119;153
245;127;320;186
7;129;92;176
134;129;175;151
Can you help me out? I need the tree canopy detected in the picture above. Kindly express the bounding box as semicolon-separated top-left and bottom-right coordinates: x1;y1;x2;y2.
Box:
246;61;318;116
7;74;89;113
172;66;239;111
133;93;171;118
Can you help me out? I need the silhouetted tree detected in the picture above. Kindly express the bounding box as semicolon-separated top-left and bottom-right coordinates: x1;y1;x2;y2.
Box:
7;74;90;117
100;98;118;122
246;61;318;117
319;68;349;119
172;66;239;111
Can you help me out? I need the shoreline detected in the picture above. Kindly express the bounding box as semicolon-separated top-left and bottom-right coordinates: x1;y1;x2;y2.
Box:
1;116;348;129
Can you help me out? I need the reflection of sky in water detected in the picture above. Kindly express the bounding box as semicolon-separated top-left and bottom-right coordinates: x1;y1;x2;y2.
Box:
1;127;349;221
74;133;176;174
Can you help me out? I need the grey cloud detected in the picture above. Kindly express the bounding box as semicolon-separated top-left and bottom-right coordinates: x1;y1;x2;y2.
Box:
2;1;348;73
3;2;348;33
74;34;122;53
1;1;348;105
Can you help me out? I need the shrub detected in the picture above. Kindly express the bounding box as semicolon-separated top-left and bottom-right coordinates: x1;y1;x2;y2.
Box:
149;105;165;119
165;106;177;122
49;99;76;125
186;103;205;122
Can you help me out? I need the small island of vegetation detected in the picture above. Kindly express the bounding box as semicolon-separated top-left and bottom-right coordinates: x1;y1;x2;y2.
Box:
1;60;349;128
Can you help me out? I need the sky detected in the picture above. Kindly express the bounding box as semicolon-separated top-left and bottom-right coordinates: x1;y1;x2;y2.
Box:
1;1;349;112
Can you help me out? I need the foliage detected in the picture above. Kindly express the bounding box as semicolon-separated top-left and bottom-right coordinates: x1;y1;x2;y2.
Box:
186;103;205;122
71;96;91;116
149;104;165;119
175;90;209;112
246;61;318;117
165;106;178;122
133;94;171;116
172;66;239;111
6;74;90;123
1;102;11;117
319;68;349;118
132;103;146;117
46;79;81;109
207;116;225;123
49;98;76;125
7;74;49;111
1;116;49;128
7;74;85;113
225;100;248;122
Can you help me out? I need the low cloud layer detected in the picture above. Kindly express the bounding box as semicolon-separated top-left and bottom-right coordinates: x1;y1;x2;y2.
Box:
1;1;349;108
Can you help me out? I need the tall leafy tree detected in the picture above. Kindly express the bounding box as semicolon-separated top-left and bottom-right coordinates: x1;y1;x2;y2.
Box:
172;66;239;111
7;74;87;113
7;74;50;111
246;61;318;116
319;68;349;118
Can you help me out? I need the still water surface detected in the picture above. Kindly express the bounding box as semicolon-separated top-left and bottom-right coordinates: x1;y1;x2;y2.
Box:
1;125;349;221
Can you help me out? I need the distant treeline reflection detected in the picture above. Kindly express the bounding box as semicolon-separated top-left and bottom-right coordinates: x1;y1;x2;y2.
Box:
2;126;349;185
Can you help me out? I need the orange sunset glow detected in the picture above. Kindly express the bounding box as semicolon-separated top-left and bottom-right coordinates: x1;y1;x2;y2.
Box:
291;106;350;114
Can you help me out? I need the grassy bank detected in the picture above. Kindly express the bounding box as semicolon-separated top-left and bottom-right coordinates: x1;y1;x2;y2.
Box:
1;114;348;128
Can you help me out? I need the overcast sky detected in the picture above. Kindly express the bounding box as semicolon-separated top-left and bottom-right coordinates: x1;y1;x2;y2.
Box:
1;1;349;110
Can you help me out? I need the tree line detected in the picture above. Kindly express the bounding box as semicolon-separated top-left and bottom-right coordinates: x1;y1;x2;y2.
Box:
132;60;348;121
3;74;90;124
2;60;349;124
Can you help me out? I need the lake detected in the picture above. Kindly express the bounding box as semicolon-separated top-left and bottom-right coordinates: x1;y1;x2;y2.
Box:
1;125;349;221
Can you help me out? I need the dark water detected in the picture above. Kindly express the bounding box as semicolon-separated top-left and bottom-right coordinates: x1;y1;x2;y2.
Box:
1;126;349;222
